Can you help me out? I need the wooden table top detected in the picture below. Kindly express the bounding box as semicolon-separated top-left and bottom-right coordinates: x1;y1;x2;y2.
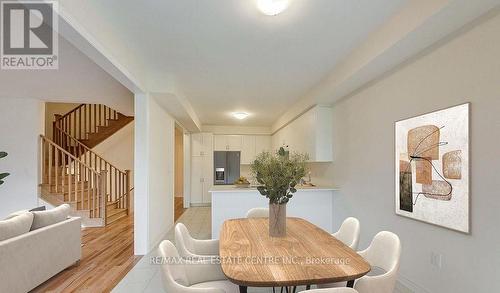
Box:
219;218;371;287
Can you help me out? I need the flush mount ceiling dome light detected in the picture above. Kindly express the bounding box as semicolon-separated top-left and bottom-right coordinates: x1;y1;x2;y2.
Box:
257;0;289;16
232;112;249;120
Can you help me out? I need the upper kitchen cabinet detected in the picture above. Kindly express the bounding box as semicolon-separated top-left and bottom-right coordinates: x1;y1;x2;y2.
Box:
240;135;256;164
272;106;333;162
214;135;243;151
240;135;271;164
255;135;272;154
191;132;213;156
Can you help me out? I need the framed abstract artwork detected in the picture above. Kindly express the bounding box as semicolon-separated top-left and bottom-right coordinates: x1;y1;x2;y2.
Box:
395;103;470;233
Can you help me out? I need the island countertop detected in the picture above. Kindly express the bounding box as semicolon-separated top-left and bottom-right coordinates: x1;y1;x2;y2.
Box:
210;185;339;238
209;185;339;193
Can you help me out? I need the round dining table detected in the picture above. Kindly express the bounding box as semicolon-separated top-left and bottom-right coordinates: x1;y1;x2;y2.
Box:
219;217;371;292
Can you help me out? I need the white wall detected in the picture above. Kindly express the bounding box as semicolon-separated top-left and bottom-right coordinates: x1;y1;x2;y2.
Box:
93;122;135;211
0;98;45;218
134;94;175;255
0;36;134;115
44;102;80;139
329;11;500;292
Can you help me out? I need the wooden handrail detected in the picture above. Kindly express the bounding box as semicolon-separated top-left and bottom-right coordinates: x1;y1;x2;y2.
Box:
57;104;85;122
50;104;130;216
40;135;96;171
41;135;105;220
53;125;126;176
53;103;120;142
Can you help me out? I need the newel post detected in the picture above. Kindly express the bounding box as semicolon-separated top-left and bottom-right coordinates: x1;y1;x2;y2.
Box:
100;170;108;225
53;114;62;144
125;170;131;215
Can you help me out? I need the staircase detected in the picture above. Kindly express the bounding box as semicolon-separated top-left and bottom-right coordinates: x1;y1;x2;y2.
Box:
40;104;133;226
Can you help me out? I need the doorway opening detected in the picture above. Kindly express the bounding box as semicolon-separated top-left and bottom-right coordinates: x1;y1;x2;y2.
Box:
174;124;186;221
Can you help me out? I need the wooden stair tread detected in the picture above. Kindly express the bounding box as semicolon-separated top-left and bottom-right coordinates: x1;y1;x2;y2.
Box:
42;104;131;227
107;208;125;216
106;210;128;225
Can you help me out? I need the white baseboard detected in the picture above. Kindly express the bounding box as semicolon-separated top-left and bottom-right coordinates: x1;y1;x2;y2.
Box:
396;274;431;293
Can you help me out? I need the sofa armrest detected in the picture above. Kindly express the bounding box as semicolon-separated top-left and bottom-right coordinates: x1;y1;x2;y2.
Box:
0;217;82;293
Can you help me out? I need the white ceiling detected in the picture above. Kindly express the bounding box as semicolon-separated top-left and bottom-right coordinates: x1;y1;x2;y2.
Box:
59;0;408;126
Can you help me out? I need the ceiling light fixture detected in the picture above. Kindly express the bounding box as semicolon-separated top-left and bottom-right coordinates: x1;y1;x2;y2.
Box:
257;0;289;16
232;112;249;120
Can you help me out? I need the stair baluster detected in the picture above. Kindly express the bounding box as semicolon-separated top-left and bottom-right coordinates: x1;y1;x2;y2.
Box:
45;103;132;225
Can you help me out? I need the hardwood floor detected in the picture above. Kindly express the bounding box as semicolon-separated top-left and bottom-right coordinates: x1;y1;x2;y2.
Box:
174;196;186;221
31;214;140;293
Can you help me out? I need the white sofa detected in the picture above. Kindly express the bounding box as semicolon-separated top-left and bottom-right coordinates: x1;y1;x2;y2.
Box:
0;204;82;293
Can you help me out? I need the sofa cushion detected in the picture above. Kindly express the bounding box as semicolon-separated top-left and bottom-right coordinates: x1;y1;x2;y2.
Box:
0;212;34;241
4;209;29;220
31;204;71;230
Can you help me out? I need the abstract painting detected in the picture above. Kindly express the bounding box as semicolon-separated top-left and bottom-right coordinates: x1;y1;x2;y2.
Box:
395;103;469;233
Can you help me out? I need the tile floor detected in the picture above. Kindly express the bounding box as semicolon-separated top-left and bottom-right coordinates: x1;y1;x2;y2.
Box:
113;207;406;293
112;207;309;293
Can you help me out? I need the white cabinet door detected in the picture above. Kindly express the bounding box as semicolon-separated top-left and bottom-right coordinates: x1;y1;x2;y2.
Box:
190;156;204;203
202;153;213;203
214;135;227;151
192;133;213;156
226;135;242;151
255;136;271;155
201;133;213;156
191;133;204;156
241;135;256;164
202;181;212;203
214;135;242;151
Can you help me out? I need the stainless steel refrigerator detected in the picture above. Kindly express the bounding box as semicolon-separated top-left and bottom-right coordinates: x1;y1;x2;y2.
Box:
214;151;240;185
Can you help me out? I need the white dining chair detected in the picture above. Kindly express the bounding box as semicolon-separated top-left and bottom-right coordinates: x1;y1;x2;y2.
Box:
353;231;401;293
175;223;219;258
159;240;239;293
312;217;360;289
301;288;359;293
332;217;360;250
318;231;401;293
246;207;269;218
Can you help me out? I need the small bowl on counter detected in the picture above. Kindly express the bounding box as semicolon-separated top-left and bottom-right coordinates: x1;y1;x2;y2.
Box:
234;176;251;188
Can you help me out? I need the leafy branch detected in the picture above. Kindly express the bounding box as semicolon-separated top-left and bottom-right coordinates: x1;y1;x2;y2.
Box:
250;147;308;205
0;151;9;186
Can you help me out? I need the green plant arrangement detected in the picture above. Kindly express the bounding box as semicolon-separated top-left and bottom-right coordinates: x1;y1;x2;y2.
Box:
0;151;9;186
250;147;308;237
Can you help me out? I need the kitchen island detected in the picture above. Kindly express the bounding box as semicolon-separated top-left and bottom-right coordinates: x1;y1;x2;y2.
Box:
209;185;339;238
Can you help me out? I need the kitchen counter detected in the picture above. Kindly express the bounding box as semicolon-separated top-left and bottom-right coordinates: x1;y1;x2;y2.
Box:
210;185;339;238
209;185;339;193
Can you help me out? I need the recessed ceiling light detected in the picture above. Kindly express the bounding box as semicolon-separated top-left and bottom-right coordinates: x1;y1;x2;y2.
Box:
232;112;249;120
257;0;289;16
